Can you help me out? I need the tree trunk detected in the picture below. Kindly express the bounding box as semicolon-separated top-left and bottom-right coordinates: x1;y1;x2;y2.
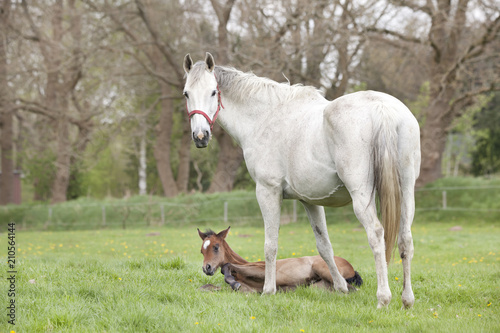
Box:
51;111;71;203
0;2;14;205
138;135;147;195
154;81;178;197
0;111;14;205
417;102;449;186
175;119;191;193
208;129;244;193
208;0;244;193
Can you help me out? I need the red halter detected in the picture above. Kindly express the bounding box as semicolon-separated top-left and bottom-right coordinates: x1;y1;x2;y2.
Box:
186;74;224;131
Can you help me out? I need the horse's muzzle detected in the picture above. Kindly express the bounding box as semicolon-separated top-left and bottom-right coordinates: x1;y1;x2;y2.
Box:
203;263;215;276
193;130;210;148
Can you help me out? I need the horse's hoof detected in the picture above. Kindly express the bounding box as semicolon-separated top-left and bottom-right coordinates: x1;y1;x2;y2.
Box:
233;282;241;291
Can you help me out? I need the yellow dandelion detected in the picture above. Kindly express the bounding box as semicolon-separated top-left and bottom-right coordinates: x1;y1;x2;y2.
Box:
487;302;491;307
458;284;462;287
250;316;256;320
195;322;199;325
59;244;63;247
433;312;438;318
478;314;482;317
395;277;399;281
118;278;122;280
189;279;192;282
368;320;374;323
292;252;296;256
300;330;305;332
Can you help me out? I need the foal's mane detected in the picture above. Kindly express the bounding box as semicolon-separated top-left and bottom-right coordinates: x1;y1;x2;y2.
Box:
188;61;324;105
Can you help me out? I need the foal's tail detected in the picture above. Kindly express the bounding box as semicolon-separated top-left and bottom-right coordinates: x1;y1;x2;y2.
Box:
373;105;402;264
346;271;363;287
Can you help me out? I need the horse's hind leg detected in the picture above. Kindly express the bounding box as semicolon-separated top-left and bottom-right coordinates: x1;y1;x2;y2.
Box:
398;134;420;309
302;202;348;293
399;184;415;308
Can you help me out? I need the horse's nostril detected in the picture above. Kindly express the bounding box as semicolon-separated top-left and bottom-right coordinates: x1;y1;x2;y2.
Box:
205;130;210;138
206;264;211;271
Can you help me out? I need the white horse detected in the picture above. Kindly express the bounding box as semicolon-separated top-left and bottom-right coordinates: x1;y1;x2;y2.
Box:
183;53;420;309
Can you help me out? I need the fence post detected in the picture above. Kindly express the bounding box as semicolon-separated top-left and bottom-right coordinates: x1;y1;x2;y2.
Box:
292;200;297;222
224;201;228;223
442;191;447;210
160;204;165;225
102;205;106;227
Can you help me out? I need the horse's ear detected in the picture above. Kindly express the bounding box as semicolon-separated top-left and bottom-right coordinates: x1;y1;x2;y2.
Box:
198;228;207;240
184;54;193;74
217;226;230;239
205;52;215;72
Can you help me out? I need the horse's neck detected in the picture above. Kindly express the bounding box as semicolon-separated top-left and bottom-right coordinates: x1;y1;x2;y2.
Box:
223;241;248;265
215;66;327;149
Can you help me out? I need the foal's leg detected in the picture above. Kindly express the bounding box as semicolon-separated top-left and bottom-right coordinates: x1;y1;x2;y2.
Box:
222;264;241;291
302;202;348;293
256;183;282;295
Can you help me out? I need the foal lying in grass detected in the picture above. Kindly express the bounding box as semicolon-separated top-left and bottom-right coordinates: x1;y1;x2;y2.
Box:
198;227;362;292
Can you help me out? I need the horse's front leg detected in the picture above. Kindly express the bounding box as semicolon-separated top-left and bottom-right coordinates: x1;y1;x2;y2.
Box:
221;264;241;291
302;202;349;293
256;183;282;295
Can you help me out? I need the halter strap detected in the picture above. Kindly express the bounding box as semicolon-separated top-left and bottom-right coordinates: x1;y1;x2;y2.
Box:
186;73;224;131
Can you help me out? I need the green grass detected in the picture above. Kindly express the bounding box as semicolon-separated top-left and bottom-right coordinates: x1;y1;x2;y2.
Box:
1;220;499;332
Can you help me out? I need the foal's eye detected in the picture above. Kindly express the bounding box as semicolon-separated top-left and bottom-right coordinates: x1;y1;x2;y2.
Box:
214;245;219;252
183;91;189;99
211;90;217;97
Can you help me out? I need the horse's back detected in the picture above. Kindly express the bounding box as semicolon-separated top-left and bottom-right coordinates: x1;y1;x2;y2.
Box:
324;90;418;134
323;90;420;170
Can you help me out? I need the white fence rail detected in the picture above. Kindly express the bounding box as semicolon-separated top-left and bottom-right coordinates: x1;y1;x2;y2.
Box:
2;186;499;230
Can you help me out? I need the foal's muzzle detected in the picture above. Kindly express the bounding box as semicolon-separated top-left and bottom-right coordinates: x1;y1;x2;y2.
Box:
193;130;210;148
203;263;215;276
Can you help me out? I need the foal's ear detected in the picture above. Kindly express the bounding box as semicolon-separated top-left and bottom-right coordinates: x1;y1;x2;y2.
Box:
184;54;193;74
217;226;230;239
197;228;207;240
205;52;215;72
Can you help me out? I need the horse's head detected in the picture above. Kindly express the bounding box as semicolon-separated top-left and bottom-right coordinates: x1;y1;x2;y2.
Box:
183;52;222;148
197;226;230;276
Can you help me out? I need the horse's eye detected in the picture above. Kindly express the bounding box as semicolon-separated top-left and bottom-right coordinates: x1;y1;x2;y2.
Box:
214;245;219;252
183;91;189;99
211;90;216;97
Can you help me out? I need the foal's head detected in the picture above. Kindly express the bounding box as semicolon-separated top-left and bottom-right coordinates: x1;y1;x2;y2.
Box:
197;227;230;276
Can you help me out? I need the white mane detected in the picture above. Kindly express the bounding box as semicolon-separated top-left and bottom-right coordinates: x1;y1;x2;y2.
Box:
187;62;324;105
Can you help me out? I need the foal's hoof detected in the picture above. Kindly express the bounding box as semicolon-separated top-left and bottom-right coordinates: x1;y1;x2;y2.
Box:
347;284;358;293
233;282;241;291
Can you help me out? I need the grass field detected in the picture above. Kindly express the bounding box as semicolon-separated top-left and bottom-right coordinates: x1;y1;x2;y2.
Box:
1;219;499;332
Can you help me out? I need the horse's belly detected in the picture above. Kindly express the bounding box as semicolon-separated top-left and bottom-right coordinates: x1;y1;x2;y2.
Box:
283;166;352;207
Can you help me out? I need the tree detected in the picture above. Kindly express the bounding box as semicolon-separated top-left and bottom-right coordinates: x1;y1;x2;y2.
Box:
471;93;500;176
367;0;500;186
0;0;14;204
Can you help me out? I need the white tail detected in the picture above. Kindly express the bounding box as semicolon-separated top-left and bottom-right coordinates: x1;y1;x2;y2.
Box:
373;108;402;264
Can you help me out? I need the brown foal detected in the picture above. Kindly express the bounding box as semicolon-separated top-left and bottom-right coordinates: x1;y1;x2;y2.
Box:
198;227;362;292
